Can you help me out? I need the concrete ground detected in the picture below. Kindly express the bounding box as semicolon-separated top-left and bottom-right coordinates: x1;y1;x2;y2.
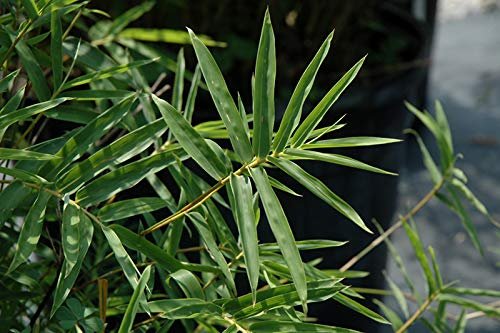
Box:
384;3;500;332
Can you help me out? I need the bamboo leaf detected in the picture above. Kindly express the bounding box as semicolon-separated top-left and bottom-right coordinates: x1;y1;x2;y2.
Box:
8;191;51;273
302;137;401;150
59;89;134;100
285;148;397;176
184;64;201;123
402;220;437;294
152;95;228;180
61;204;93;277
383;271;409;318
290;56;365;148
249;167;308;310
118;28;226;47
268;157;370;233
268;175;302;197
118;265;151;333
188;212;236;295
98;198;168;222
51;206;94;316
0;69;20;94
188;28;253;162
147;298;222;319
451;179;489;217
372;299;403;330
406;129;441;184
58;118;166;192
332;293;389;324
50;8;63;89
0;98;70;130
11;35;50;101
453;310;467;333
110;224;217;274
0;148;59;161
60;59;155;91
253;9;276;158
167;269;205;300
106;0;155;37
260;239;347;252
21;0;39;19
172;48;185;112
0;166;49;185
437;294;500;317
76;146;187;206
249;321;361;333
229;174;259;302
273;31;334;153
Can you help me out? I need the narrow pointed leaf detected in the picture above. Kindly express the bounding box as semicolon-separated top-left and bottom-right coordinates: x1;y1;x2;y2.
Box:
188;28;253;162
62;204;93;277
291;56;365;148
253;9;276;157
106;0;155;37
302;137;401;149
152;95;228;179
51;206;93;316
0;70;20;94
98;198;168;222
0;148;59;160
437;294;500;317
269;157;370;233
118;265;151;333
406;129;441;184
332;293;389;324
51;8;63;89
229;174;259;301
249;321;360;333
76;146;188;206
167;269;205;300
0;98;70;129
59;89;134;100
184;64;201;123
249;167;308;310
273;31;334;152
147;298;222;319
8;191;51;273
172;48;185;112
285;148;397;175
58;118;166;192
0;166;48;184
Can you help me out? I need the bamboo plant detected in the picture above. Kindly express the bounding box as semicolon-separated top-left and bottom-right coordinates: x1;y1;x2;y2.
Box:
0;1;498;332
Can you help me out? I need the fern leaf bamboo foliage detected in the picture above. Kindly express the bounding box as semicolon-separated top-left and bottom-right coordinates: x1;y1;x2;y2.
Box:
0;2;498;332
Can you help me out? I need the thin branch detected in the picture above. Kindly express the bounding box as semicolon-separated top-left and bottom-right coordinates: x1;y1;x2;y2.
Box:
396;290;440;333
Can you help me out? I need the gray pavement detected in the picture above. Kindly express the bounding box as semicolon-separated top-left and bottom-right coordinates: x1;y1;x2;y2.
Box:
384;6;500;333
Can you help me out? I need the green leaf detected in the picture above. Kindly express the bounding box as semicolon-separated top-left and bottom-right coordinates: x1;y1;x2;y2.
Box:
372;299;403;330
0;69;19;94
184;64;201;123
0;85;25;141
106;0;155;37
8;191;51;273
61;204;93;277
167;269;205;300
268;176;302;197
434;100;453;155
76;146;187;206
188;28;253;162
253;9;276;158
152;95;228;180
0;166;48;185
58;118;166;192
249;167;308;311
188;212;236;294
98;198;168;222
451;179;489;217
172;48;185;112
302;137;401;149
437;294;500;317
0;148;59;160
285;148;397;176
118;265;151;333
273;31;334;153
147;298;222;319
11;35;50;101
0;98;70;130
453;310;467;333
260;239;347;252
51;205;94;316
60;59;156;91
110;224;217;274
118;28;227;47
402;220;437;294
229;174;259;302
50;8;63;89
406;129;441;184
59;89;134;100
21;0;39;19
268;157;370;233
383;272;409;318
332;293;389;324
101;225;141;289
291;56;365;148
448;187;483;254
443;287;500;297
249;321;361;333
